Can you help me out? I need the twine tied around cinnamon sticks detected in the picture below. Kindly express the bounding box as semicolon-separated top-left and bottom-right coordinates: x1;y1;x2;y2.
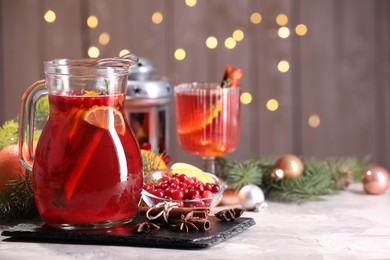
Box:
145;201;180;224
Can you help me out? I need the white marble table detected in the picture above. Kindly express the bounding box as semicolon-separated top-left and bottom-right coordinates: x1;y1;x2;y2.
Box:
1;183;389;260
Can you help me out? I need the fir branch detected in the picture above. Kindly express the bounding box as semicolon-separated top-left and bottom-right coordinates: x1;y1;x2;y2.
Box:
216;156;275;190
266;160;339;203
0;170;39;220
0;120;18;150
225;160;263;190
141;149;166;173
216;155;371;204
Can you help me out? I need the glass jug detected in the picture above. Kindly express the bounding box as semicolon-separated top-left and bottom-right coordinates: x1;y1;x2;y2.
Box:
19;55;144;230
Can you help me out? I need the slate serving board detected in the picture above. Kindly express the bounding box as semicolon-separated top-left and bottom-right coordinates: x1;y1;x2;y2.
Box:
1;216;255;249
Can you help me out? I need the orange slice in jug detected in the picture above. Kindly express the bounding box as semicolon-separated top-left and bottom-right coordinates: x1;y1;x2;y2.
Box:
82;106;126;135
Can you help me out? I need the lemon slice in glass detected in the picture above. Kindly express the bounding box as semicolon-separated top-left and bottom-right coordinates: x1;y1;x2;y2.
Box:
82;106;126;135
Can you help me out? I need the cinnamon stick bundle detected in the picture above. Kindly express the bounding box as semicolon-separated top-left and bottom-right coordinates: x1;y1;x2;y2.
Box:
139;206;210;224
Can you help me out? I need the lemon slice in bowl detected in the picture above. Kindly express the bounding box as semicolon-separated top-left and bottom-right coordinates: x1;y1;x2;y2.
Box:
82;106;126;135
171;162;203;172
171;162;216;184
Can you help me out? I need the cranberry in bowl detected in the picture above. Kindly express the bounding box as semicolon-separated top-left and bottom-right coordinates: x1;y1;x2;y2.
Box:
142;170;225;208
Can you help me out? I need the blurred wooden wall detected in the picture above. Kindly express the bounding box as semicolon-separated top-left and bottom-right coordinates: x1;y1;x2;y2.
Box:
1;0;389;169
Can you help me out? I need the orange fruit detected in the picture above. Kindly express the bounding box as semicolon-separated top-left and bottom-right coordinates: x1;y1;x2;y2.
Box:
82;106;126;135
141;150;167;171
0;145;26;191
171;162;216;184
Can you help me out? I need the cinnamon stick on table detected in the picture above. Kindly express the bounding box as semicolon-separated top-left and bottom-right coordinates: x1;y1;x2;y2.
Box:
139;206;210;224
186;217;211;231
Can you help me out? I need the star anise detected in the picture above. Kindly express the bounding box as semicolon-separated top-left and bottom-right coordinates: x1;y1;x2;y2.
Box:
174;211;199;233
215;208;245;221
133;221;160;233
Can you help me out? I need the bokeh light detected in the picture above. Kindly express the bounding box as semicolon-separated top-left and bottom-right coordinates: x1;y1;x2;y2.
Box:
266;99;279;111
185;0;197;7
224;37;237;49
99;32;110;46
44;10;56;23
119;49;130;57
232;29;244;42
295;24;308;36
278;60;290;73
278;27;290;38
88;46;100;58
152;11;163;24
87;15;98;29
276;14;288;26
308;114;320;128
206;36;218;49
240;92;252;105
250;12;262;24
174;48;186;60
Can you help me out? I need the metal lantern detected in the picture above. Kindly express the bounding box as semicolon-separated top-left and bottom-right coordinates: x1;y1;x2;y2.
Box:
125;57;172;154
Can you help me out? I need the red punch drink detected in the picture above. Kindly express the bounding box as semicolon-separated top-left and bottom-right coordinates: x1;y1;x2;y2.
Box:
175;84;241;157
32;92;143;228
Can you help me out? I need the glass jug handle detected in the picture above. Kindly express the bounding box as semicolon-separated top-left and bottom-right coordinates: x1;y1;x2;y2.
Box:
18;79;47;171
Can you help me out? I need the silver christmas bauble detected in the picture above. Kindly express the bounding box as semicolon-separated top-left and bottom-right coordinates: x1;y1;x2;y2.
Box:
238;185;265;211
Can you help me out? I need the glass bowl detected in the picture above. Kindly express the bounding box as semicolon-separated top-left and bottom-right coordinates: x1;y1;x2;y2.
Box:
142;169;225;208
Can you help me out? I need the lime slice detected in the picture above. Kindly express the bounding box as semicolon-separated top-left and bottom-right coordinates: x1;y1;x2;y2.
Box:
82;106;125;135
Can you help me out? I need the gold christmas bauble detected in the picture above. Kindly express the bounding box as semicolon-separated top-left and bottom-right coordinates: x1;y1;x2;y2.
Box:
272;154;304;179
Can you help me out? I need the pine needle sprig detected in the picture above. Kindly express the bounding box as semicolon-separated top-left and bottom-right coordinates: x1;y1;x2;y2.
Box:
0;120;18;150
216;155;371;204
266;160;339;203
0;170;39;220
225;160;263;190
141;149;166;173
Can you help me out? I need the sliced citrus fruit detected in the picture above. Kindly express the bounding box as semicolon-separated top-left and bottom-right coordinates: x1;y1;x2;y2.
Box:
141;149;167;171
177;101;222;135
82;106;126;135
171;162;216;184
171;162;202;172
83;90;100;96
